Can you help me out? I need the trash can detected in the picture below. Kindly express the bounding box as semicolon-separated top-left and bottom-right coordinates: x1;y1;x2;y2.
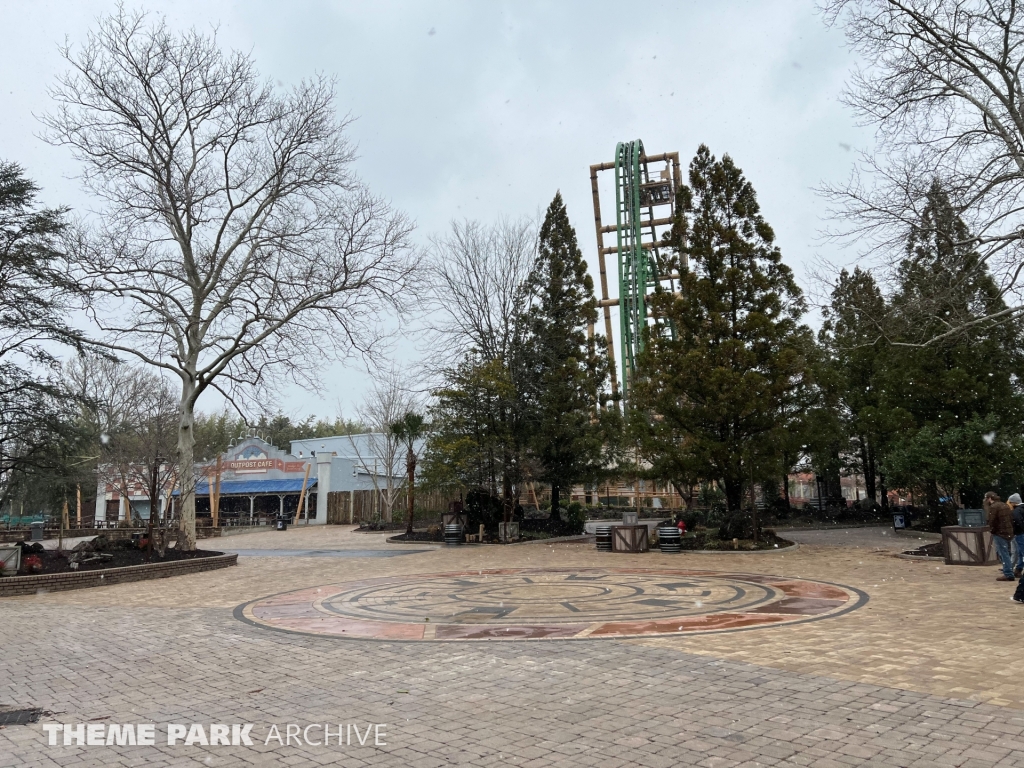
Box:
657;526;682;553
30;521;45;541
892;513;906;531
595;525;612;552
444;523;463;546
276;517;288;531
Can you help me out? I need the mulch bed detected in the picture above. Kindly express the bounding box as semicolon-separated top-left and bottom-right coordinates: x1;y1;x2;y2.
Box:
6;543;223;577
387;530;444;542
676;530;794;551
902;541;944;557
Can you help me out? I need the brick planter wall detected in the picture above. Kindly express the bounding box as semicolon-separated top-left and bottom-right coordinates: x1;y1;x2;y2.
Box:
0;553;238;597
0;526;225;544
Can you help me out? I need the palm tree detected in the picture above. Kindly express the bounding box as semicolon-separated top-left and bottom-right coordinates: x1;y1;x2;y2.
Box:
390;411;427;535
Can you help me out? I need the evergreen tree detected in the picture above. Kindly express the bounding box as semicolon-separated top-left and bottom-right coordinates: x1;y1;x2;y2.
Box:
819;267;892;508
0;162;85;508
523;192;608;512
421;357;520;499
877;180;1024;514
632;146;812;513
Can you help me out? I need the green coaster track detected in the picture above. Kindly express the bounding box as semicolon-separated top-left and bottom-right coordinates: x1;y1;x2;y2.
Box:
613;139;675;400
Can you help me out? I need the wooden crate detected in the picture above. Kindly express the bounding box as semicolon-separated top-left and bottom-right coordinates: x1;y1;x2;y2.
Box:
611;525;649;553
942;525;998;565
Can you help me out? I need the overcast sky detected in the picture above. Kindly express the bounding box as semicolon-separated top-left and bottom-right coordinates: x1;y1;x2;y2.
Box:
0;0;871;421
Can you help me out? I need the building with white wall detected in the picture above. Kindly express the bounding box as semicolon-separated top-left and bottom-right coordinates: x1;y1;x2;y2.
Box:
95;432;425;526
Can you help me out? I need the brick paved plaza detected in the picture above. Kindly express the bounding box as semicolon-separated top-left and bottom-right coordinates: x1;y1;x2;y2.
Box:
2;526;1024;767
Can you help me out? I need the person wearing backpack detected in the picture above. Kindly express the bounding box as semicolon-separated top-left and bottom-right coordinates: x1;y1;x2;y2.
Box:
1010;493;1024;579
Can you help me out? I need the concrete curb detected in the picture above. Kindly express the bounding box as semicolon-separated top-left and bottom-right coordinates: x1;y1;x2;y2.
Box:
660;542;800;555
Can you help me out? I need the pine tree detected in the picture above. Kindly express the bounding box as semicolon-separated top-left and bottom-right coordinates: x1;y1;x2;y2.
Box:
632;145;812;513
878;180;1024;514
819;267;892;508
523;192;608;513
421;357;520;498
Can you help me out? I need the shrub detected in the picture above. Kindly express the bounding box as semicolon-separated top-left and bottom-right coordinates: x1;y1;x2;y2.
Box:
717;512;762;541
564;502;586;536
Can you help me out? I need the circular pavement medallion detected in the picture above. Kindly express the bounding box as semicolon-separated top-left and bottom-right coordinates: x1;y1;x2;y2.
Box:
235;568;867;642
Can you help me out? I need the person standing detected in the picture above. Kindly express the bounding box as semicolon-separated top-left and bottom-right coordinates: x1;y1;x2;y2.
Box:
1010;493;1024;579
985;491;1015;581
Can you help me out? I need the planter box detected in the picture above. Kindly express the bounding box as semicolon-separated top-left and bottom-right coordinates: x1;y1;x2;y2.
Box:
942;525;998;566
611;525;649;553
0;545;20;575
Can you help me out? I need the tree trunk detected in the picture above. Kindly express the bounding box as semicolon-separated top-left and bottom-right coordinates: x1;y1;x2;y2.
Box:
879;474;889;512
863;440;877;506
723;477;743;512
782;473;791;511
926;479;941;529
405;448;416;536
502;471;512;525
550;484;560;521
176;380;198;551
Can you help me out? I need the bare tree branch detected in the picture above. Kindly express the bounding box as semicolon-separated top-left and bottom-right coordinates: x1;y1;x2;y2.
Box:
822;0;1024;328
42;8;415;547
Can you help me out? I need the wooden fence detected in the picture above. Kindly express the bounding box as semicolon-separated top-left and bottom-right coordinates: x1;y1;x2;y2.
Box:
325;489;452;525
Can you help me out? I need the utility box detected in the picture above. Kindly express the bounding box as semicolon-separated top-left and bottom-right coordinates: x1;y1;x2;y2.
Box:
958;509;986;527
29;522;44;541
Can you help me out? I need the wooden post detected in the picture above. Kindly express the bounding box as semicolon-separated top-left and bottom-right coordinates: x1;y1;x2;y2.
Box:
295;462;312;525
76;484;82;528
60;498;68;549
212;456;222;528
590;163;619;401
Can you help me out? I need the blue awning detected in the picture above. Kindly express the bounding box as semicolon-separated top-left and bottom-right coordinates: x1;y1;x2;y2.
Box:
172;478;317;496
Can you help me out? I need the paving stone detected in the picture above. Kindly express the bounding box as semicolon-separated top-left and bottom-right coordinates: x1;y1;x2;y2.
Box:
2;525;1023;767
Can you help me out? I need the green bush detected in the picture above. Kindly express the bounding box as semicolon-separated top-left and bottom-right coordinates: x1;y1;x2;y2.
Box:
564;502;586;535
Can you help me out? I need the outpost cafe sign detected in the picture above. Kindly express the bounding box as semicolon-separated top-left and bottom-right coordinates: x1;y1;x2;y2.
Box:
226;444;306;474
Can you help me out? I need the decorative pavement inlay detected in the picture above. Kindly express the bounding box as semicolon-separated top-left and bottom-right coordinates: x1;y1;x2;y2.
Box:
235;568;868;642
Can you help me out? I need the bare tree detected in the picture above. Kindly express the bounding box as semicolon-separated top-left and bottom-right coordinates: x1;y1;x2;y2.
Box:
821;0;1024;340
67;356;179;527
423;218;535;520
425;218;535;365
43;9;414;547
349;369;419;523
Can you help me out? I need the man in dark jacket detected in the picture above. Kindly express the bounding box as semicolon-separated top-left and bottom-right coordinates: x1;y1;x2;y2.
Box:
985;491;1015;581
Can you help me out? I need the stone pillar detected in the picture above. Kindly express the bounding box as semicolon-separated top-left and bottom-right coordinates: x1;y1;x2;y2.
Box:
316;451;332;526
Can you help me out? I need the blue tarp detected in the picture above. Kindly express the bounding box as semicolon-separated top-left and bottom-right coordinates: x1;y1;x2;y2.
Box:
172;478;317;496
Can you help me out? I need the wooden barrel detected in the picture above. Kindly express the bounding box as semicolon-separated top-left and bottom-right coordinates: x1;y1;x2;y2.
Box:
595;525;612;551
444;523;463;546
657;526;681;553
